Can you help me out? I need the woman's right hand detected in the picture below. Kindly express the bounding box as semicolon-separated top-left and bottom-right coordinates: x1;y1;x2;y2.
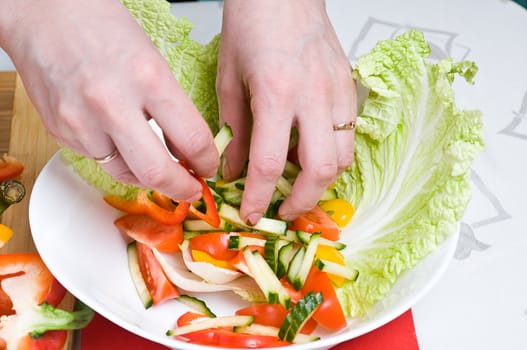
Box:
0;0;219;202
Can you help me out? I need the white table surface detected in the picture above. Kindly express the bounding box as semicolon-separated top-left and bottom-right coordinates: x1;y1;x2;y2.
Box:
2;1;526;349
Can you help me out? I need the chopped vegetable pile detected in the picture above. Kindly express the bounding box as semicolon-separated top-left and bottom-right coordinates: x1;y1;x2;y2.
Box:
60;0;485;347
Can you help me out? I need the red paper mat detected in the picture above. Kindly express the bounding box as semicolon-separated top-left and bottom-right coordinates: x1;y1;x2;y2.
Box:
81;309;419;350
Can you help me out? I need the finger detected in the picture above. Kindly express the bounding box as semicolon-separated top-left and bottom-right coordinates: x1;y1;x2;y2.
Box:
279;109;338;221
332;66;357;174
109;111;202;201
146;84;219;179
216;72;252;181
241;108;293;225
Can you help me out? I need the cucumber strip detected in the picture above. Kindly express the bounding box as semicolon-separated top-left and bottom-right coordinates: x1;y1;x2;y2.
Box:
286;246;305;290
228;234;266;250
234;324;319;344
214;123;233;156
242;247;291;309
278;291;323;343
275;176;293;197
314;259;359;281
183;218;233;232
289;230;346;250
264;236;287;273
176;294;216;318
127;241;153;309
219;203;287;235
276;241;296;279
166;315;254;336
288;233;321;290
283;160;300;180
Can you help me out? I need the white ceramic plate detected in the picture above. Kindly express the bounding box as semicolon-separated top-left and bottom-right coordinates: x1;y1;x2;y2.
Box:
29;153;459;350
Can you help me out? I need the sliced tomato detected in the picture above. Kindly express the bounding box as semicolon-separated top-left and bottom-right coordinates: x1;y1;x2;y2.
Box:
181;329;289;348
115;214;183;253
136;242;180;305
289;205;341;241
0;154;24;182
300;266;346;331
235;303;317;334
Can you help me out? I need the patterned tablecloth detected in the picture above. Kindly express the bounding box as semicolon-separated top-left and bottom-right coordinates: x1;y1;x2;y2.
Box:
1;1;525;349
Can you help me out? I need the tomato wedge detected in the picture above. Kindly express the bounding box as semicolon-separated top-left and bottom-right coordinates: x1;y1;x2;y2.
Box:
289;205;341;241
115;214;183;253
235;303;317;334
301;266;346;331
0;154;24;182
136;242;180;305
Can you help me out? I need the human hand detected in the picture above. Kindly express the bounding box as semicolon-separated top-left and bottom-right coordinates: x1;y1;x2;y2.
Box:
0;0;218;202
217;0;357;224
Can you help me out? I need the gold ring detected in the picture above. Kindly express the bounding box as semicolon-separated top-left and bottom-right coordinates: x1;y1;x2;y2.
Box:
93;149;119;164
333;121;356;131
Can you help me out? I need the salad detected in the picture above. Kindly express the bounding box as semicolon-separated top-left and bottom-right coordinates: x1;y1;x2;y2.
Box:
101;129;356;346
60;0;484;347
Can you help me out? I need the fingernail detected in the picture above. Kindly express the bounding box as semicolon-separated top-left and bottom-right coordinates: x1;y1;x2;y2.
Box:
245;213;262;226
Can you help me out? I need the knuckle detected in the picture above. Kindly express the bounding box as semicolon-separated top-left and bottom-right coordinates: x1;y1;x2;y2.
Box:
136;163;173;191
180;128;215;158
251;155;283;181
312;161;338;185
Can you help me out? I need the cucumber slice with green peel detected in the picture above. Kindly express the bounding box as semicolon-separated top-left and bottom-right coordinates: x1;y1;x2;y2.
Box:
288;233;321;290
314;259;359;281
234;324;320;344
166;315;254;336
286;246;306;290
276;241;296;279
127;241;153;309
214;123;233;156
219;203;287;235
242;247;291;309
228;234;266;250
176;294;216;318
183;218;233;232
263;236;288;273
290;230;346;250
278;292;323;343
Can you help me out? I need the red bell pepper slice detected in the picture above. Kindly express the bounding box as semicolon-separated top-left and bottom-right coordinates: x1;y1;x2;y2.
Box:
0;154;24;182
179;328;289;348
0;253;93;350
188;175;220;228
104;190;190;225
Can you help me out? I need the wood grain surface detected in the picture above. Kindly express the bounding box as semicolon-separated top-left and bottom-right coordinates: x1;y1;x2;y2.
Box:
0;71;75;350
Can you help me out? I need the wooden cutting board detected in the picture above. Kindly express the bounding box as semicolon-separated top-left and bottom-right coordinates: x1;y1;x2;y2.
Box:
0;72;75;350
